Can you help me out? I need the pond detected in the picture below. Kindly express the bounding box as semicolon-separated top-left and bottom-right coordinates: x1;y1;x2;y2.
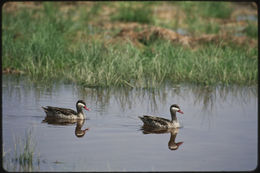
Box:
2;75;258;171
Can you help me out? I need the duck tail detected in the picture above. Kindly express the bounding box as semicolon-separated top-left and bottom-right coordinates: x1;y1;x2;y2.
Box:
138;116;146;123
138;115;143;119
41;106;48;112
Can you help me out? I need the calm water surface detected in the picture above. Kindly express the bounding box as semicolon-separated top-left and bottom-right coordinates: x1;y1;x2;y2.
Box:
2;75;258;171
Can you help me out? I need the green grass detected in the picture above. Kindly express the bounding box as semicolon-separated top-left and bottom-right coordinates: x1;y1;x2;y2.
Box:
111;2;154;24
245;22;258;39
175;2;232;35
199;2;233;19
178;2;232;19
2;2;258;88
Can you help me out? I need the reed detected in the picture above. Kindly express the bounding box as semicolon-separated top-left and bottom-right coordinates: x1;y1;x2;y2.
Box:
3;129;40;172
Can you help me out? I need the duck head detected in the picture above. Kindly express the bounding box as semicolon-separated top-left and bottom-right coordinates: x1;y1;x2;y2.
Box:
170;104;184;114
76;100;90;111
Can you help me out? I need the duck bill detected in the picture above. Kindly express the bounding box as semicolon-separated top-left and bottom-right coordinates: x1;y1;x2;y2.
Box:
83;128;89;132
178;110;184;114
84;106;90;111
176;142;183;146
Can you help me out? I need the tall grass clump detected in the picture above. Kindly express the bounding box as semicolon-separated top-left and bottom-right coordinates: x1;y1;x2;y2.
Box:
67;41;257;87
3;3;75;80
3;129;40;172
69;42;146;87
164;42;256;85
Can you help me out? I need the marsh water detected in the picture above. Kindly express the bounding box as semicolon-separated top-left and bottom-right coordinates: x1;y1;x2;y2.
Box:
2;75;257;171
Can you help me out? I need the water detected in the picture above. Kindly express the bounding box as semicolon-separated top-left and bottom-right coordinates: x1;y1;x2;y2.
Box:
236;15;257;22
2;75;258;171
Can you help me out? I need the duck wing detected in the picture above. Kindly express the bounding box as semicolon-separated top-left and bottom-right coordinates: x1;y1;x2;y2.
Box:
139;115;171;128
42;106;77;116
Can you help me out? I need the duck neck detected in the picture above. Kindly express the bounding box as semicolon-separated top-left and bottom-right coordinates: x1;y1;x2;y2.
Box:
76;106;83;114
170;110;177;122
76;106;85;118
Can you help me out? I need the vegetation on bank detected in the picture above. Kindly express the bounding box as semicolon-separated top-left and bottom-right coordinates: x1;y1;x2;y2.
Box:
2;2;258;87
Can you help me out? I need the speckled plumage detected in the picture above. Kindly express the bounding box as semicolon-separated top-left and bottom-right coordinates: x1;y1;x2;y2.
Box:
139;115;180;128
139;104;183;129
42;100;89;120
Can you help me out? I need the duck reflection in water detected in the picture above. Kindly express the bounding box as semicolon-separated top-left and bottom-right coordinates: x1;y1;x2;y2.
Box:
42;118;89;138
141;127;183;150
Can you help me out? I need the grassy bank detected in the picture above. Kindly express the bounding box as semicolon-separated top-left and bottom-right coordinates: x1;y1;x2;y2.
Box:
2;2;258;87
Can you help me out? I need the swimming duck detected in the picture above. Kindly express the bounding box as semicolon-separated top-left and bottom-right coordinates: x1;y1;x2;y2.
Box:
42;100;90;120
139;104;183;129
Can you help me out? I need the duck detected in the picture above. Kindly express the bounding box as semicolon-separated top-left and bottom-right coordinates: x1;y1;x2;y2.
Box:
139;104;184;129
42;100;90;120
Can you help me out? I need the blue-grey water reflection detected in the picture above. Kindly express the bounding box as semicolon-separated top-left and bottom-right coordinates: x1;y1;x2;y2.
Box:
2;75;257;171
